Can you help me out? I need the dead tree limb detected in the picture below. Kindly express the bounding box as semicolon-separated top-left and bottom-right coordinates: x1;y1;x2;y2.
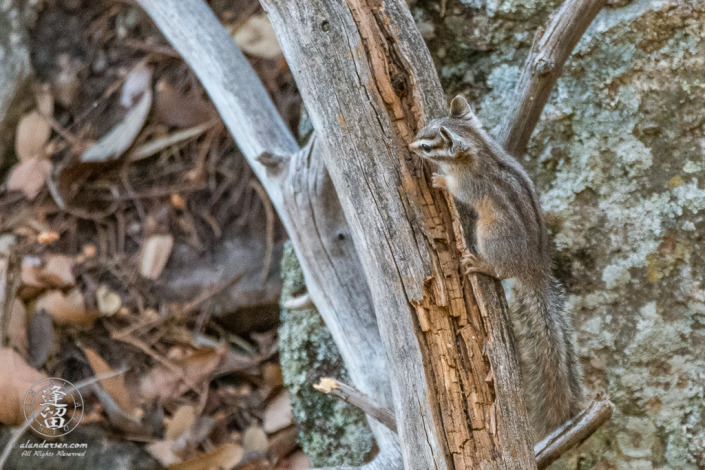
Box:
498;0;606;155
315;378;614;468
315;377;397;432
535;394;614;469
137;2;401;468
262;0;535;468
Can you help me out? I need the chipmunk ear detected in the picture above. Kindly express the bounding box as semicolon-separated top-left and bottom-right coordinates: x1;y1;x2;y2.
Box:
449;95;472;119
439;126;455;148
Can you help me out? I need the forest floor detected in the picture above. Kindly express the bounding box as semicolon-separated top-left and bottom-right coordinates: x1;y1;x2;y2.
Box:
0;0;306;468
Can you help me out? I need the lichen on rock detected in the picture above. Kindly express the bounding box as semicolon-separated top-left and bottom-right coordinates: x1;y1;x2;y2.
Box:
278;242;375;466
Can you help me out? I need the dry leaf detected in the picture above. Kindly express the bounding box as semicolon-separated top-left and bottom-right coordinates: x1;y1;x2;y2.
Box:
287;451;311;470
96;284;122;316
140;234;174;280
40;254;75;287
7;157;52;200
83;347;135;414
154;80;216;128
0;348;48;425
263;392;293;434
36;288;96;326
147;440;183;467
21;254;75;289
8;299;28;355
165;405;197;440
140;346;225;402
233;14;282;59
242;424;268;454
21;256;43;288
168;443;243;470
81;67;152;162
262;362;283;389
121;63;152;108
15;110;52;161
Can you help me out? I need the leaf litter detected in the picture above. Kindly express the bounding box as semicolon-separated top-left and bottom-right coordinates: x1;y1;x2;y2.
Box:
0;1;305;469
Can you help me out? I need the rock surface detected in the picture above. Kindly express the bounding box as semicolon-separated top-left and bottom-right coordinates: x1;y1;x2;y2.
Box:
410;0;705;467
278;242;375;467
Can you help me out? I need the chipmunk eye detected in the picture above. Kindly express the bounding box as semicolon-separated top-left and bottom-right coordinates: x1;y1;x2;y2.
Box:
421;144;431;152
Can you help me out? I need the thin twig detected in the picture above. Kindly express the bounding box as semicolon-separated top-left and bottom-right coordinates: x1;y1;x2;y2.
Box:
314;377;397;432
498;0;606;156
249;180;275;286
534;393;614;469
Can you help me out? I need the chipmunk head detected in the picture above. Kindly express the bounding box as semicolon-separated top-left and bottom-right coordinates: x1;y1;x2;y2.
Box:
409;95;484;163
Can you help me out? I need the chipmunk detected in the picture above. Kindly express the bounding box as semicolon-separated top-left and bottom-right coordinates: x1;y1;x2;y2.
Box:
409;95;583;438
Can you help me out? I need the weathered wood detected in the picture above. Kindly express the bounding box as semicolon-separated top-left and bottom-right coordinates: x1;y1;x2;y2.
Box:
261;0;536;468
315;378;614;468
315;377;397;432
498;0;606;155
535;394;614;469
137;2;400;468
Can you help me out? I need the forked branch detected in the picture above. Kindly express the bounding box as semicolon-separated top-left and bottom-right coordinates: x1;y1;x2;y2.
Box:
499;0;606;155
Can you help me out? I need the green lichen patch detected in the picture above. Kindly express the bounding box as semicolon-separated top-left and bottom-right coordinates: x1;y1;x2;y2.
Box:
278;242;375;466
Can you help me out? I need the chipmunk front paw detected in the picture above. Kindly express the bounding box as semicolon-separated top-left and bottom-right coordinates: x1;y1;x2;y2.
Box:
431;173;447;189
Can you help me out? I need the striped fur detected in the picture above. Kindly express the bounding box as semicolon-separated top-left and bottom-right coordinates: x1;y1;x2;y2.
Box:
410;96;583;438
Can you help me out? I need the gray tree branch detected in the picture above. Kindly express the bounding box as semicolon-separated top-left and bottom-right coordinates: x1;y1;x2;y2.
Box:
136;1;400;469
314;378;614;468
498;0;606;155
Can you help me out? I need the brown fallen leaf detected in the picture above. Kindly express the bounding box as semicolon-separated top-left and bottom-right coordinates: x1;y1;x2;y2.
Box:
8;299;28;356
263;392;293;434
154;80;216;128
21;254;75;289
82;347;135;414
80;65;153;163
287;451;311;470
147;440;183;467
40;254;75;287
168;443;243;470
7;157;52;200
165;405;197;440
15;110;52;161
35;288;97;326
140;345;226;402
0;348;48;425
140;234;174;280
232;14;282;59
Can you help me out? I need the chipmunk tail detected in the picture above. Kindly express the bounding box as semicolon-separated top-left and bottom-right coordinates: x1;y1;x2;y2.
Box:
512;275;584;439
